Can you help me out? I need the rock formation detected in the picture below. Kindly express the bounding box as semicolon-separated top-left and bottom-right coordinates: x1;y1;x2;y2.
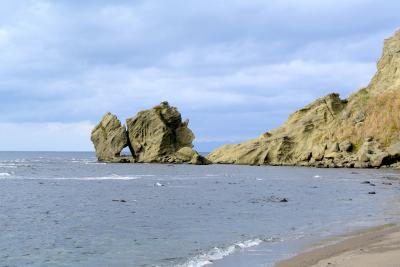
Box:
126;101;209;164
91;112;130;162
207;30;400;168
91;102;209;164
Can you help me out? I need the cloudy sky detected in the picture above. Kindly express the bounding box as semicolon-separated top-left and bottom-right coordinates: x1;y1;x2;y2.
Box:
0;0;399;151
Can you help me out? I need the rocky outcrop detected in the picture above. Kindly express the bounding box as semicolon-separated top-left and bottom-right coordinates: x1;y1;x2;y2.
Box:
126;101;209;164
91;102;209;164
207;93;349;166
91;112;131;162
207;30;400;168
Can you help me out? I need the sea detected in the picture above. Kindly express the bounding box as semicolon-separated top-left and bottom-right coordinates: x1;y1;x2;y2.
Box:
1;151;400;267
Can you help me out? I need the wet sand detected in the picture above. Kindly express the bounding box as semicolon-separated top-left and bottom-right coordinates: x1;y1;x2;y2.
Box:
275;224;400;267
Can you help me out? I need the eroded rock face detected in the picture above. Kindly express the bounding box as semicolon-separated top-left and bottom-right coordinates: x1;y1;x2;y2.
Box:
125;101;202;163
207;30;400;168
126;101;195;163
91;112;129;162
368;30;400;93
207;93;347;166
91;102;209;164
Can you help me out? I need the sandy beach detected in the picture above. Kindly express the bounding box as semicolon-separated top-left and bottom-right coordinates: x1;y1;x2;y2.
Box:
275;224;400;267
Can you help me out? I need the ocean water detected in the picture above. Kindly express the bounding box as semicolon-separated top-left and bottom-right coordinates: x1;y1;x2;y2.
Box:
1;152;400;267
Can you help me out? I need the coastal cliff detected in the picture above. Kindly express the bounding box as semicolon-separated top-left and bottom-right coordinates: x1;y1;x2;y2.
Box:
91;102;209;164
207;30;400;168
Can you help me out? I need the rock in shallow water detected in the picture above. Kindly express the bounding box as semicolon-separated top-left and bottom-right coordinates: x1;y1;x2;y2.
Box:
126;102;193;162
125;101;208;164
91;102;209;164
91;112;129;162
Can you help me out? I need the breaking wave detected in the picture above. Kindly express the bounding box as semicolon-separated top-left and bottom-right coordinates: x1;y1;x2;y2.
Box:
50;175;141;181
0;164;18;168
177;238;277;267
0;174;142;181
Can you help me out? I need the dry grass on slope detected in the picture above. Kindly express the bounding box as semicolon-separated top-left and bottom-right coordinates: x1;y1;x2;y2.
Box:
335;88;400;149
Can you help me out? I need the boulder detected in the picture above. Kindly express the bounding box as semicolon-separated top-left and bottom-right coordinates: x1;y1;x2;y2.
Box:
370;152;390;167
327;142;340;153
339;140;353;152
175;147;197;162
174;147;210;164
388;142;400;158
190;153;212;165
298;151;312;162
358;152;370;163
91;112;129;162
312;145;326;161
324;151;340;160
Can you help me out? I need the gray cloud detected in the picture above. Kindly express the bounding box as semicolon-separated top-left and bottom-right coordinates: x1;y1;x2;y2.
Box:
0;0;399;151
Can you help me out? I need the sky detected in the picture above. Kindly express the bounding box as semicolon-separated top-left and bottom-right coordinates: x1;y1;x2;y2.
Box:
0;0;399;152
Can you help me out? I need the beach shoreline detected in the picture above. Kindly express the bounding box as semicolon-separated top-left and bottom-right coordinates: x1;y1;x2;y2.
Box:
274;223;400;267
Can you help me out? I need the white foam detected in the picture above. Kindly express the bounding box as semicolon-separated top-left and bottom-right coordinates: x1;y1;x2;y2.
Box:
2;175;141;181
177;238;264;267
10;159;26;163
0;164;18;168
313;175;321;178
51;175;141;181
0;172;149;181
84;162;107;165
68;159;107;165
235;239;263;248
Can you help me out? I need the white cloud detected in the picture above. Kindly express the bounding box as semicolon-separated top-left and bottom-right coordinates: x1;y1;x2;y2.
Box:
62;59;376;115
